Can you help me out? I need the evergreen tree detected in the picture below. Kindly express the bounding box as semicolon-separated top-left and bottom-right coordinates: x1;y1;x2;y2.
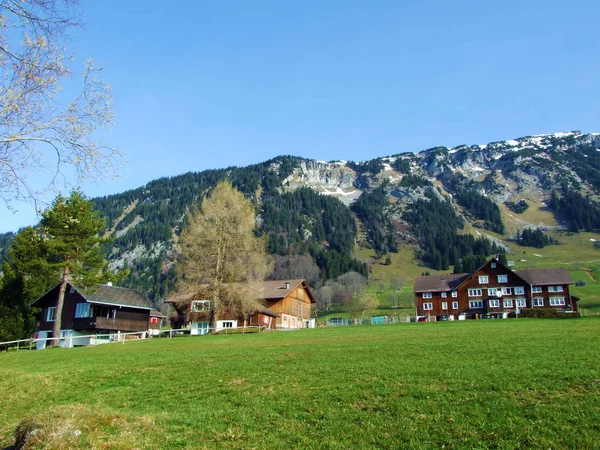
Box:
40;191;115;346
0;228;54;341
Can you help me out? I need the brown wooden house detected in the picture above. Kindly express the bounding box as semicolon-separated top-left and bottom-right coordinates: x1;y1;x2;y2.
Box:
166;279;317;333
31;282;153;348
414;258;576;320
261;280;316;329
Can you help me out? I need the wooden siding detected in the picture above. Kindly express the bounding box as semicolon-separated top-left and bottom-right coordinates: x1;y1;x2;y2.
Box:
266;285;312;324
37;288;151;332
415;260;574;317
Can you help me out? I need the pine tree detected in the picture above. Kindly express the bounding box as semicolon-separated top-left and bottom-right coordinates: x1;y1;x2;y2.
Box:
40;191;114;346
0;227;54;341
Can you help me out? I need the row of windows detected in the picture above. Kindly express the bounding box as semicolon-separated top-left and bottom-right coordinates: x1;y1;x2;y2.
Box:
469;287;526;297
426;285;565;299
424;297;566;310
422;291;457;299
423;301;459;311
478;275;508;284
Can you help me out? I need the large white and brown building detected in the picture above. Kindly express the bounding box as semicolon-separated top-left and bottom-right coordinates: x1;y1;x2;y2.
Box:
414;258;577;320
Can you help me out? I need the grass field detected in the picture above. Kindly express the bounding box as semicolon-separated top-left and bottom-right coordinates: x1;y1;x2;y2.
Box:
1;319;599;449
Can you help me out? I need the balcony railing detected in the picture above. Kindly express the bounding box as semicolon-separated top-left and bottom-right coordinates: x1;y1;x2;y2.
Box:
93;317;148;332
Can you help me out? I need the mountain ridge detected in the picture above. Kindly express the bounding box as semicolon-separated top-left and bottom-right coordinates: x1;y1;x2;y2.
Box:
2;130;600;304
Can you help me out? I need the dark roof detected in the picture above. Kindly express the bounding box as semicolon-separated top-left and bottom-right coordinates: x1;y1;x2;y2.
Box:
414;273;470;293
514;268;573;286
73;284;152;309
256;304;280;318
150;309;166;318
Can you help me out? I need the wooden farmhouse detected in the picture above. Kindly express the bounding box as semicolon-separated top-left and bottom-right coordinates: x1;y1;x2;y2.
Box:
167;279;316;334
414;258;577;320
31;282;153;348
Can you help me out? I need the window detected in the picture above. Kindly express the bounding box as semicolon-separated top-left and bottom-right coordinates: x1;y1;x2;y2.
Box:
452;301;459;309
491;262;497;268
221;321;234;328
498;275;508;283
451;291;458;298
422;292;432;299
533;298;544;307
192;300;211;312
74;303;91;318
469;300;483;309
478;275;489;284
514;287;525;295
548;286;563;293
468;289;482;297
489;299;500;308
549;297;565;306
441;292;447;298
516;298;526;307
487;288;498;296
46;307;56;322
503;299;513;308
501;287;512;295
442;302;448;310
423;303;433;311
532;286;542;293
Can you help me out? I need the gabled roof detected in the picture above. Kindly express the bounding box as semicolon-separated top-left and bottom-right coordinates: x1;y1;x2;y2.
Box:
514;268;573;286
261;279;316;303
74;284;152;309
167;279;317;305
31;283;152;310
414;273;470;293
452;257;530;290
413;257;575;293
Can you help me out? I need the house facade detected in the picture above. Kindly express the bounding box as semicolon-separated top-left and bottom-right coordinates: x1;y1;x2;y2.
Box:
414;258;576;320
31;282;153;348
167;279;316;333
262;280;316;329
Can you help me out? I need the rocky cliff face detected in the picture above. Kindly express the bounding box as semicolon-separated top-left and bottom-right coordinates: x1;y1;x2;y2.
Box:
284;131;600;209
282;160;361;205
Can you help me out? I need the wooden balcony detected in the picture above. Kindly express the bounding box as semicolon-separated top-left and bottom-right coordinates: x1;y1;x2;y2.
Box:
93;317;148;332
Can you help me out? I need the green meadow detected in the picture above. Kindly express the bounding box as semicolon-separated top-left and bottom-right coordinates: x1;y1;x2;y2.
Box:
1;319;599;449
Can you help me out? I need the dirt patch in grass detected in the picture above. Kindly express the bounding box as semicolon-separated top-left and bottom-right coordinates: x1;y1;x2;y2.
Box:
8;405;158;450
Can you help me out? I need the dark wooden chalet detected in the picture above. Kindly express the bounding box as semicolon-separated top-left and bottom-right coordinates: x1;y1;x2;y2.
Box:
414;258;576;320
31;282;153;347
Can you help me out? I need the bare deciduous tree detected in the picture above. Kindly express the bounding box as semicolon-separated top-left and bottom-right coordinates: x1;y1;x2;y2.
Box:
176;181;271;330
316;285;333;312
391;275;406;292
269;254;320;288
0;0;120;208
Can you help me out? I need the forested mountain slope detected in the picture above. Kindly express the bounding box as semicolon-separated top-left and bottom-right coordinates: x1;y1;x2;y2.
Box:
2;131;600;304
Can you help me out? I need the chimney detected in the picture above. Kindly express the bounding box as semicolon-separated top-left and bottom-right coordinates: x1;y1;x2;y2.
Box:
285;282;290;290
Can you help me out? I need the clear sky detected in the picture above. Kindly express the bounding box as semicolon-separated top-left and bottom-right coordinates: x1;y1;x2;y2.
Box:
1;0;599;232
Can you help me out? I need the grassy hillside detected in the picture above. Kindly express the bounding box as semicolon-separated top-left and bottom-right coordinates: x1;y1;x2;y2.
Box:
1;319;599;449
362;200;600;315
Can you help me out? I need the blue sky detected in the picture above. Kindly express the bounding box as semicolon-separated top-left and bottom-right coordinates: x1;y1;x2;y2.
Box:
1;0;599;232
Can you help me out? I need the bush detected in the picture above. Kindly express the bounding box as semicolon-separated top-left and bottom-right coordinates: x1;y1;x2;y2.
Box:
517;308;581;319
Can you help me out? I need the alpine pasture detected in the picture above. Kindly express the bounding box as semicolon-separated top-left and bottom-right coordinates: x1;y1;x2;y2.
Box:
1;319;599;449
